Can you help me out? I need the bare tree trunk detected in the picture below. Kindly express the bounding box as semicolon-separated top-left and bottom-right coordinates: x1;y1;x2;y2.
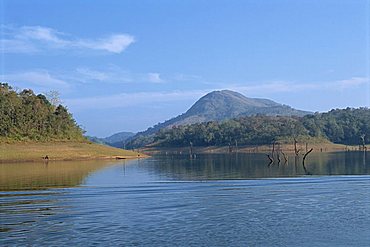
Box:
360;134;366;151
189;141;193;158
294;138;300;156
228;142;232;153
301;148;313;175
303;148;313;165
281;151;288;163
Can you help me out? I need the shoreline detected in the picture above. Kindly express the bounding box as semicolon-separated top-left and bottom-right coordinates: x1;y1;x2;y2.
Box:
0;155;147;164
139;143;369;155
0;141;148;163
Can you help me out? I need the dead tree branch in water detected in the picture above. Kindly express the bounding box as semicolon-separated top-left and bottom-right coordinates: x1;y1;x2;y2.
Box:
301;148;313;175
302;148;313;165
281;151;288;164
266;154;274;166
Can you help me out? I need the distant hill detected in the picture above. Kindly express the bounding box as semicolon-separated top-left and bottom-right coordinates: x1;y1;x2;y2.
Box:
87;131;135;148
185;90;309;121
103;132;135;144
126;90;311;147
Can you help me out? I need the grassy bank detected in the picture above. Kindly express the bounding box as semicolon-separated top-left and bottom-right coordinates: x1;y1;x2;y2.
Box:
0;141;146;162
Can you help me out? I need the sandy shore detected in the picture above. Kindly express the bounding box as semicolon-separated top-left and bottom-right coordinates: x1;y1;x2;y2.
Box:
0;141;148;163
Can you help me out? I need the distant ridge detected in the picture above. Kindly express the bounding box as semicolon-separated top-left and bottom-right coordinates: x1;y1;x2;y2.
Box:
126;90;311;147
87;131;135;148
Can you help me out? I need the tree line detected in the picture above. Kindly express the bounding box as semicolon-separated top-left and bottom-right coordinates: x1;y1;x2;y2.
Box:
127;107;370;148
0;83;84;141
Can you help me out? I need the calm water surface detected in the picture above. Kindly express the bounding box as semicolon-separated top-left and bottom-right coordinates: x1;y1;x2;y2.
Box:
1;152;370;246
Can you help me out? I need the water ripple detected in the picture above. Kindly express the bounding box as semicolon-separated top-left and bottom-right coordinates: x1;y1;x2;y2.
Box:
1;154;370;246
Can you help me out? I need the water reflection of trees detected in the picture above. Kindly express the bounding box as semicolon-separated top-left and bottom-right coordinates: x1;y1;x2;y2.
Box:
146;152;370;180
0;160;122;191
0;160;124;238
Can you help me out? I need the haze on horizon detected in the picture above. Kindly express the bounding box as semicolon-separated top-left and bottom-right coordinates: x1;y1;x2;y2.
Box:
1;0;369;137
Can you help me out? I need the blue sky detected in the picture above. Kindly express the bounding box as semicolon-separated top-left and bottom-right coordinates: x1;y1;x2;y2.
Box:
1;0;369;137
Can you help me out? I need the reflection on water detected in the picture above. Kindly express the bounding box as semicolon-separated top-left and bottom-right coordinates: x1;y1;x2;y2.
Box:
1;152;370;246
0;160;125;191
147;151;370;180
1;152;368;191
0;160;127;241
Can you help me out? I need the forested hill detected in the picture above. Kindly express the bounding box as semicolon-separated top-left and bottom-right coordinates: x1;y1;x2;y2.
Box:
127;90;311;145
128;108;370;148
0;83;84;141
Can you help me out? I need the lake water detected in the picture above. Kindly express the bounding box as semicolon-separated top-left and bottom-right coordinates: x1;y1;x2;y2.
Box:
1;152;370;246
